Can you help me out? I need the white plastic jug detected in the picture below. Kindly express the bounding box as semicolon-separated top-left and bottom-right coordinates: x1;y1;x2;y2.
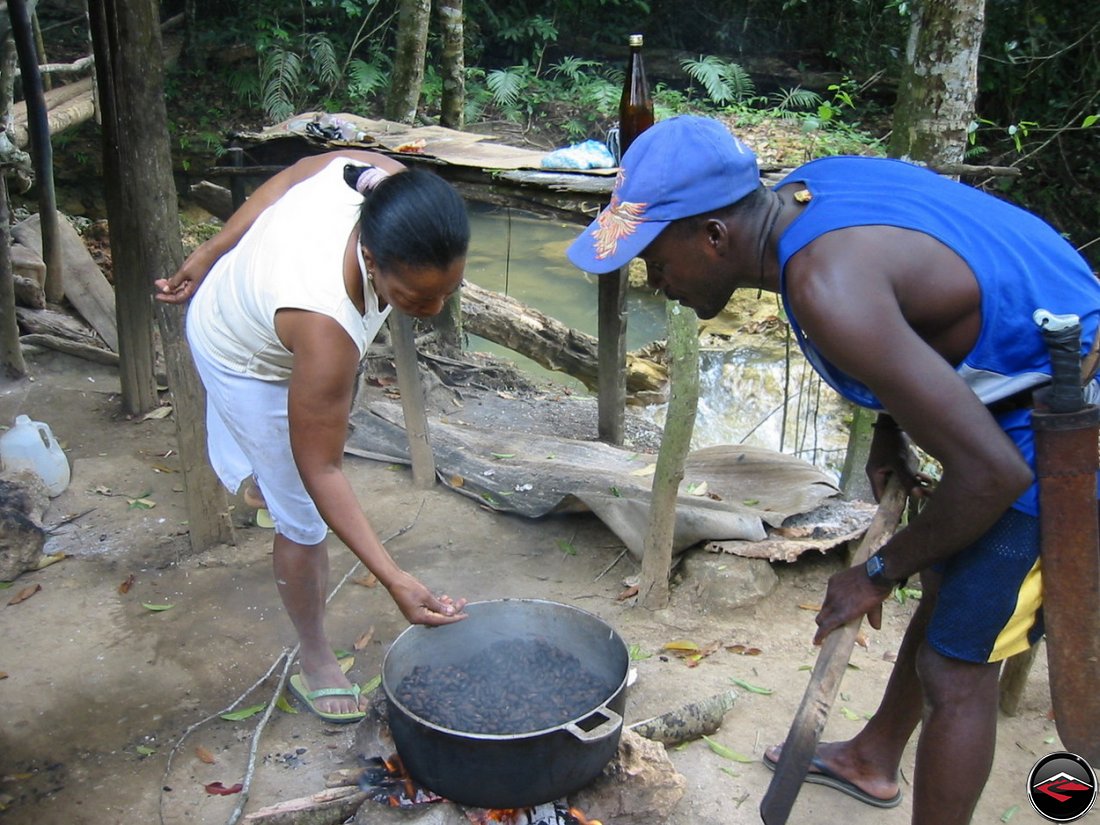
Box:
0;415;71;497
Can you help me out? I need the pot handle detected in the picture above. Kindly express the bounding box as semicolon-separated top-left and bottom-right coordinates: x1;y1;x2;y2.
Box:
564;706;623;743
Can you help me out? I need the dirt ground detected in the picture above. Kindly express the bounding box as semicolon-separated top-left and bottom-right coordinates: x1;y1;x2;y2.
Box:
0;347;1066;825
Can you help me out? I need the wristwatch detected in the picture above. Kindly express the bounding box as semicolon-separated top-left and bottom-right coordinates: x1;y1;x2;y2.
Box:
865;553;908;589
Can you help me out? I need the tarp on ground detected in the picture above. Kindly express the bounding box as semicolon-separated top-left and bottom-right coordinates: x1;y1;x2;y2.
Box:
346;403;858;560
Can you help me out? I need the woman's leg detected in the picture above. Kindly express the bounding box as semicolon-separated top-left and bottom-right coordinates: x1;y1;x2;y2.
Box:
273;532;365;715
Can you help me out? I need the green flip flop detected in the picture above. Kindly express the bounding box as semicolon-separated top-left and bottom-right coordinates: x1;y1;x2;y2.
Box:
288;674;366;724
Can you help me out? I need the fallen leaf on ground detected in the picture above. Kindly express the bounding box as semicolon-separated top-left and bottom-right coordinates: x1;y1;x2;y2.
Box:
726;644;763;656
220;703;266;722
338;656;355;674
8;584;41;605
730;677;773;695
352;573;377;588
855;631;869;648
662;640;701;653
128;497;156;510
616;584;639;601
118;574;135;594
686;641;722;667
0;672;8;680
204;782;243;796
353;627;375;650
136;745;156;756
702;735;755;762
361;674;382;693
196;746;216;765
798;603;822;611
34;552;66;571
275;694;298;714
141;405;173;421
141;602;174;612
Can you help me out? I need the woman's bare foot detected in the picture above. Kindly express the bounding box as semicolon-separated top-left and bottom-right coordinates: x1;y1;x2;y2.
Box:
242;479;266;509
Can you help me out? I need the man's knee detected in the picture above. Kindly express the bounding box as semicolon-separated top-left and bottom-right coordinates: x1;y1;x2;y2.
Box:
915;643;1000;710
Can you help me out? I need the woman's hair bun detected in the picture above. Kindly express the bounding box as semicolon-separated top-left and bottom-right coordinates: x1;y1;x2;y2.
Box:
343;163;367;191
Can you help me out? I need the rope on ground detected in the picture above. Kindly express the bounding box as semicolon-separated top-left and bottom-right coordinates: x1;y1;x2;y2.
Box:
157;503;425;825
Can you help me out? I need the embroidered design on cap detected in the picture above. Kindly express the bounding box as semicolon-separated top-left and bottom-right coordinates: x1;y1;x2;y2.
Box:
593;171;647;261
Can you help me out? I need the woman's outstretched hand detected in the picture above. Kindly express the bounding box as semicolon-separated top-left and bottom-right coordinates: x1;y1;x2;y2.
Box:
388;571;468;626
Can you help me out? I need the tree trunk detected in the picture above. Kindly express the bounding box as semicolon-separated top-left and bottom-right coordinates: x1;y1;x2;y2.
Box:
385;0;430;124
889;0;985;166
8;0;63;304
89;0;233;554
460;280;666;395
639;302;698;610
437;0;464;130
839;0;987;498
0;175;24;378
0;29;27;379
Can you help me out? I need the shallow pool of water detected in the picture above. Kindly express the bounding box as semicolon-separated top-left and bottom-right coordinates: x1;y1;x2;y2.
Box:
464;203;852;478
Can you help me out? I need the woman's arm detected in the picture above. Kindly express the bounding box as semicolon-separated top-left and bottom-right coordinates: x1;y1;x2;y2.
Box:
154;149;405;304
276;308;464;625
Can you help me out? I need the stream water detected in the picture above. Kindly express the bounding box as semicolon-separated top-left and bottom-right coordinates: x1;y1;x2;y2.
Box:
465;204;853;479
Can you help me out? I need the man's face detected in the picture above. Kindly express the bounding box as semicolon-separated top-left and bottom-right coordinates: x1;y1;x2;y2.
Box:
640;223;735;320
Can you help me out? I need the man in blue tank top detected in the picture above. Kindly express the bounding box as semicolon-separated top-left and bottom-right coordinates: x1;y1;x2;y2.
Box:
568;116;1100;825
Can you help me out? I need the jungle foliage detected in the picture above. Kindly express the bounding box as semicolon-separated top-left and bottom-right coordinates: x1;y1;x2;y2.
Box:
169;0;1097;262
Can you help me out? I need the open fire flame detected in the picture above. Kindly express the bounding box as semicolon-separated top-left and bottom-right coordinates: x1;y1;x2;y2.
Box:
359;754;604;824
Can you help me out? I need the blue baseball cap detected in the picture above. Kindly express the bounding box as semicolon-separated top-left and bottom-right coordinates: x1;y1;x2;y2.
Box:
567;116;760;274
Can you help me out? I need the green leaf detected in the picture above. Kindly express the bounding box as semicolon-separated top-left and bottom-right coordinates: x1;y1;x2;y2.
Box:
730;677;773;695
142;602;175;612
628;643;652;661
742;499;760;506
275;694;298;713
220;703;267;721
1001;804;1019;822
0;581;13;589
557;539;577;556
361;675;382;693
609;486;622;497
1083;114;1098;128
490;453;515;459
136;745;156;756
840;707;861;721
702;735;755;762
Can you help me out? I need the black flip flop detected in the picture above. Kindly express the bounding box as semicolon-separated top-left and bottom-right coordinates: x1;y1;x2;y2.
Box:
763;752;904;809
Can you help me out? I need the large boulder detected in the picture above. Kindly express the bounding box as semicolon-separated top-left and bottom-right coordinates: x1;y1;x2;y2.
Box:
0;473;49;581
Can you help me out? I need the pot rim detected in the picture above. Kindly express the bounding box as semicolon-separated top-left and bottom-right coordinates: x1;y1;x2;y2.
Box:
382;598;629;741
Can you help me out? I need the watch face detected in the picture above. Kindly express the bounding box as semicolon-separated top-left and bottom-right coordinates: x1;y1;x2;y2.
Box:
866;555;886;580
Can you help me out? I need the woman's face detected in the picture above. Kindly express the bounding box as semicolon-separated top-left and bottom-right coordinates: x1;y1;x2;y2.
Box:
373;256;467;318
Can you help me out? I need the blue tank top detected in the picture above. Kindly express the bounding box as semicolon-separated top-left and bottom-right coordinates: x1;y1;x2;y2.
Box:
775;156;1100;515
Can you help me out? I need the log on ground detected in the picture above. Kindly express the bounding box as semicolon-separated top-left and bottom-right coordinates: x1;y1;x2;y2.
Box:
460;280;665;395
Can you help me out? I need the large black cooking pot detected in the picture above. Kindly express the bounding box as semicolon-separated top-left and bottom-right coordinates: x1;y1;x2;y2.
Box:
381;599;629;809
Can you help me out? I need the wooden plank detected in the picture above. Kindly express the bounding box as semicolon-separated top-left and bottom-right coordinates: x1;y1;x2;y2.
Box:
598;265;628;444
12;213;119;352
387;310;436;488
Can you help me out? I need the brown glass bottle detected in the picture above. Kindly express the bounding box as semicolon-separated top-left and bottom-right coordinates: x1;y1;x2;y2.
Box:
618;33;654;157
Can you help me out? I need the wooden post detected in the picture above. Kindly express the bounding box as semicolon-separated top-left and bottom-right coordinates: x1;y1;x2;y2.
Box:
639;302;699;609
838;406;874;501
0;174;26;378
89;0;233;554
597;264;628;444
8;0;63;304
388;310;436;488
999;644;1039;717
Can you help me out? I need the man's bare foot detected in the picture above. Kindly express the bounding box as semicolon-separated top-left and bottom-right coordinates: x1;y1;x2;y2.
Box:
763;742;902;807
